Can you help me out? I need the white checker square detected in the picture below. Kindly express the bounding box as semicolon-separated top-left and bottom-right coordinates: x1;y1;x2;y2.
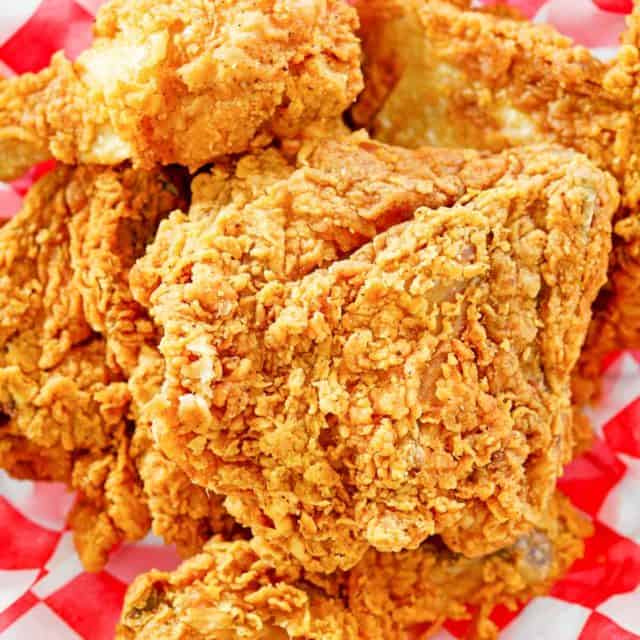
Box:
0;603;82;640
32;533;84;599
500;597;591;640
597;468;640;544
596;586;640;635
0;569;38;612
584;354;640;439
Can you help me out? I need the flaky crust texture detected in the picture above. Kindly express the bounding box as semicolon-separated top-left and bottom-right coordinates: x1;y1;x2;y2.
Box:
0;0;363;179
573;9;640;402
131;132;616;573
117;493;591;640
0;165;235;571
0;167;146;569
350;0;640;402
129;345;241;559
352;0;634;200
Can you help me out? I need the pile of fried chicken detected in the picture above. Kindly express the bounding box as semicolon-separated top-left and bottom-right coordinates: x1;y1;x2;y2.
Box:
0;0;638;638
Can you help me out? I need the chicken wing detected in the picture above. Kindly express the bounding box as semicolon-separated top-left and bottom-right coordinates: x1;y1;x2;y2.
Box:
0;0;362;180
117;492;591;640
132;132;616;573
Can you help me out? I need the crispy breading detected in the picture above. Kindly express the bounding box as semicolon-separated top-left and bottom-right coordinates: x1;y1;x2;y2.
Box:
68;164;186;374
0;0;362;180
572;8;640;402
0;164;237;570
132;132;616;573
0;166;145;569
0;167;130;454
69;432;151;572
349;0;640;402
129;345;241;559
116;492;591;640
351;0;635;198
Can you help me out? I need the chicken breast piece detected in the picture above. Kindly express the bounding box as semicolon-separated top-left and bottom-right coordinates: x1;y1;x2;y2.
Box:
132;132;617;572
0;0;362;180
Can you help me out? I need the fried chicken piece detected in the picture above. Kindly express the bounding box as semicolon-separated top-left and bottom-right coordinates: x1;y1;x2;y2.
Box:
0;161;240;568
68;431;151;571
132;132;616;573
117;492;591;640
0;0;362;180
350;0;640;403
351;0;633;194
0;167;130;453
0;435;72;482
68;164;187;375
0;166;149;570
572;9;640;402
0;162;233;571
129;345;241;559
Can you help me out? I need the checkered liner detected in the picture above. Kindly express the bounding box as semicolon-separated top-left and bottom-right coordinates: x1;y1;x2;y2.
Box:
0;1;638;638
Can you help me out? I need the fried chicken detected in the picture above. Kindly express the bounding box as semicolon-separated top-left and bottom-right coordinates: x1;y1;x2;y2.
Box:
0;166;144;569
351;0;634;194
350;0;640;403
131;131;616;573
117;492;591;640
0;163;237;570
572;8;640;402
0;167;130;456
0;0;362;181
129;345;241;559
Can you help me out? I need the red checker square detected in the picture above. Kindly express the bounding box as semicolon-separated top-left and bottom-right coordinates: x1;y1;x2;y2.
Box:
0;497;60;570
552;521;640;609
488;601;525;630
444;616;472;638
0;0;94;74
0;591;39;634
11;160;57;197
46;570;127;640
592;0;633;14
602;396;640;459
579;611;640;640
558;438;627;517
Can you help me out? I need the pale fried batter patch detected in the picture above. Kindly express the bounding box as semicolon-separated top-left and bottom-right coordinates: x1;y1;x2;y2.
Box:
0;0;362;179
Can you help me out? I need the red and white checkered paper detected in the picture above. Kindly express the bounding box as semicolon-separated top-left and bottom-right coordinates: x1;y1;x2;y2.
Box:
0;1;639;638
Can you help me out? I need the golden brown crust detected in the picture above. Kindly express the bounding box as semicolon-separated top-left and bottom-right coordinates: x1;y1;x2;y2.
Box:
117;493;592;640
352;0;631;189
350;0;640;403
572;12;640;402
132;132;616;573
0;0;362;179
129;346;241;559
0;165;235;571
